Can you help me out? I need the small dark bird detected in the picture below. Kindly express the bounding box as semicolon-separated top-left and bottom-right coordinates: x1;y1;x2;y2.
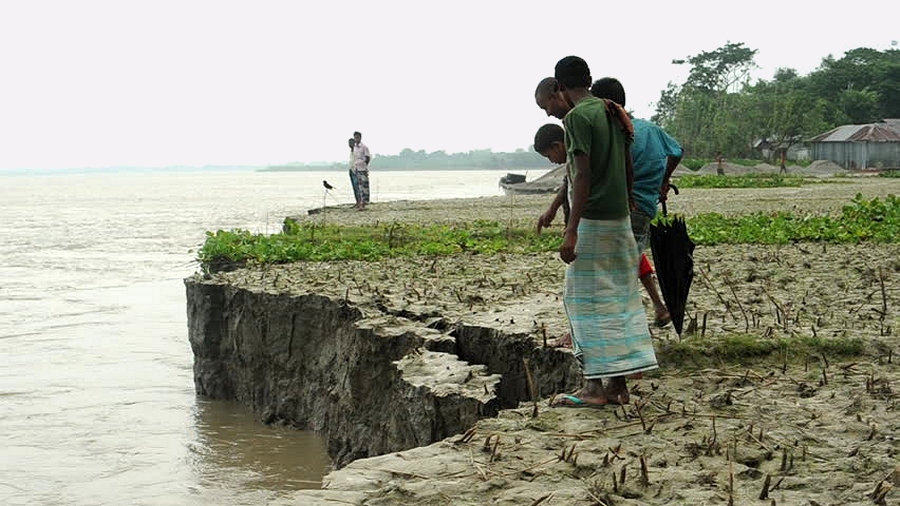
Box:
322;180;335;190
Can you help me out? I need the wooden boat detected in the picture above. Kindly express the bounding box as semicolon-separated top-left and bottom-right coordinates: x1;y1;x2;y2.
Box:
498;165;566;195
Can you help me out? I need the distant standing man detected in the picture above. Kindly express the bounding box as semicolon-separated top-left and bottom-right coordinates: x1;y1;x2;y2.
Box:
352;131;371;210
348;137;362;207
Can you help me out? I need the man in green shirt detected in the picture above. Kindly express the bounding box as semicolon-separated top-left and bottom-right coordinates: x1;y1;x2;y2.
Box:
541;56;658;408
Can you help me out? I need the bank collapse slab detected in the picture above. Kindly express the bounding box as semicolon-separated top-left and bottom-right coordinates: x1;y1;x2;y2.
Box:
185;273;580;468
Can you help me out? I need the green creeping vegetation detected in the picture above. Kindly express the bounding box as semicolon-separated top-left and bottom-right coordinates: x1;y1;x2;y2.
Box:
682;193;899;245
656;334;865;368
674;173;810;188
879;170;900;178
197;219;561;272
196;194;899;271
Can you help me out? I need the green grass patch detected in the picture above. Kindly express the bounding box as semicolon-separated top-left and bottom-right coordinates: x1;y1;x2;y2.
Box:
196;194;899;271
879;169;900;178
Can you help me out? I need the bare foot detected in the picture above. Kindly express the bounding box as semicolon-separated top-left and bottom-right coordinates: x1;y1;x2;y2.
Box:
605;377;630;405
654;308;671;328
606;391;630;405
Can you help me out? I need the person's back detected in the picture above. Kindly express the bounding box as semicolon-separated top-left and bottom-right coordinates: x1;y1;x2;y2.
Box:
564;96;629;221
591;77;682;219
630;118;682;218
590;76;679;328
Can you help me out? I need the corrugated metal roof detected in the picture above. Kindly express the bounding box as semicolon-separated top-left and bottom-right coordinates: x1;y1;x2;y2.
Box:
810;120;900;143
810;125;859;142
850;125;900;141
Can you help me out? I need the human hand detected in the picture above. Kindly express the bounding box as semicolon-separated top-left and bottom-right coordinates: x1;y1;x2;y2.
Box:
559;229;577;263
536;209;557;234
659;180;671;203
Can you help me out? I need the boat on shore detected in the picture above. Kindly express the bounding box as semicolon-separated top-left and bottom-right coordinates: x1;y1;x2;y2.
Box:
498;165;566;195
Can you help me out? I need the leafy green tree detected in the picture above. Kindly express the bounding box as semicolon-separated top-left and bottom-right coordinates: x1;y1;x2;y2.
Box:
651;81;680;126
839;88;881;123
655;44;899;160
683;42;759;93
747;68;831;160
660;42;759;157
807;48;900;123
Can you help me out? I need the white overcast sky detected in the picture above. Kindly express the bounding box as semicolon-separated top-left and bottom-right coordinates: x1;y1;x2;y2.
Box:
1;0;897;169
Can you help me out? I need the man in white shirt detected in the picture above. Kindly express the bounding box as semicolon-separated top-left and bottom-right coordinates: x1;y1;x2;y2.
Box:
352;131;371;210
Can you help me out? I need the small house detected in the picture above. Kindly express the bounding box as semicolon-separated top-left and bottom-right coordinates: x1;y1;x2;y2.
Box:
753;136;809;162
809;120;900;169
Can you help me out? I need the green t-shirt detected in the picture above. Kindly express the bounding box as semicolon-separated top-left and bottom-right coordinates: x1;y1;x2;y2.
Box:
563;96;629;220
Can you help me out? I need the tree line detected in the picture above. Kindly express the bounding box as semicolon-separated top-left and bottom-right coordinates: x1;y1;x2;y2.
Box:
266;148;548;171
652;43;900;159
367;148;547;170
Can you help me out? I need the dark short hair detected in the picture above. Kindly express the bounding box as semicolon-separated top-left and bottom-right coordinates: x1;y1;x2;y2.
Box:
591;77;626;107
534;77;559;100
554;56;591;89
534;123;565;153
353;131;362;137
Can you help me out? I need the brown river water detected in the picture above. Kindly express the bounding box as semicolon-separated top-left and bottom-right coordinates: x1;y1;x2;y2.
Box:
0;168;538;506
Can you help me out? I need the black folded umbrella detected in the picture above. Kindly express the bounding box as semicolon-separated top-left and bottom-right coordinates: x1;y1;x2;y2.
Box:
649;192;695;336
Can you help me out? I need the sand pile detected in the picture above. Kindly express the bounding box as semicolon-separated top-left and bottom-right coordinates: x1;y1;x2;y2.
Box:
753;162;781;173
697;162;756;175
680;160;851;178
670;163;696;176
802;159;847;176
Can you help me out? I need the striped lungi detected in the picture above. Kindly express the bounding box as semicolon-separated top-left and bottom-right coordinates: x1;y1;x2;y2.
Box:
565;216;658;379
356;169;370;204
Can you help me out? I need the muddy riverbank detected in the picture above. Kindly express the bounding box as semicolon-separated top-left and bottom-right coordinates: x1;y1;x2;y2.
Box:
188;177;899;505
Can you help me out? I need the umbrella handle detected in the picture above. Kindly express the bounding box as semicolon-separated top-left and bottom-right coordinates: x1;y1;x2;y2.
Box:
662;184;679;216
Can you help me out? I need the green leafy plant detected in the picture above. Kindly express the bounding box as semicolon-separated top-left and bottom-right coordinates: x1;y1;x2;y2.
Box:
197;194;898;272
685;194;899;245
198;219;563;273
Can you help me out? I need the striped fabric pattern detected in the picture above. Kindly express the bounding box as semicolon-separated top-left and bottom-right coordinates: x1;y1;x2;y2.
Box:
565;217;659;379
356;170;370;204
